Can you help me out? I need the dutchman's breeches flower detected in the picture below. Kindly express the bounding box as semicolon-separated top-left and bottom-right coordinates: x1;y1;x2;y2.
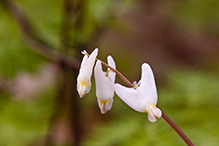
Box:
114;63;162;122
94;56;116;114
77;48;98;98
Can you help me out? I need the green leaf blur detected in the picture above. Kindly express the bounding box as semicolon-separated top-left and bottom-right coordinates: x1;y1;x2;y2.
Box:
0;0;219;145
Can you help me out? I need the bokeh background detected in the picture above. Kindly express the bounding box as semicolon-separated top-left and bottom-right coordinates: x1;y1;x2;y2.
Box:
0;0;219;145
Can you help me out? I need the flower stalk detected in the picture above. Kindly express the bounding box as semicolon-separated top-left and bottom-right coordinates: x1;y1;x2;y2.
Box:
106;60;194;145
82;50;133;88
161;111;194;146
82;50;194;146
99;59;134;88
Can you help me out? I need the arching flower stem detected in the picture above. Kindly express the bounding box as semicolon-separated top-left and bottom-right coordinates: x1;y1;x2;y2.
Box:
82;51;194;146
82;51;133;88
98;60;134;88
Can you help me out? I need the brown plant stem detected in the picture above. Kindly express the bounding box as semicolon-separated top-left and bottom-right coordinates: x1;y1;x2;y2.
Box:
83;51;134;87
96;57;194;146
59;0;84;145
98;59;134;88
161;111;194;146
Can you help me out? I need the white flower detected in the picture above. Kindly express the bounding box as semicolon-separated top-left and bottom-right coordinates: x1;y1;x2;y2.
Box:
94;55;116;114
114;63;162;122
77;48;98;98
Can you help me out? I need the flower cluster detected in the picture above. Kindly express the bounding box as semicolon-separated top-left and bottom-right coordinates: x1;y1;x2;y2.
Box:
77;48;162;122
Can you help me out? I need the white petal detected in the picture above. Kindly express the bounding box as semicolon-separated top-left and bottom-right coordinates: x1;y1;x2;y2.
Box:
150;104;162;118
77;48;98;97
114;83;145;112
138;63;158;105
80;54;88;68
107;55;116;83
94;57;116;114
97;98;113;114
79;48;98;80
94;60;114;101
77;81;91;98
147;107;157;122
146;105;162;122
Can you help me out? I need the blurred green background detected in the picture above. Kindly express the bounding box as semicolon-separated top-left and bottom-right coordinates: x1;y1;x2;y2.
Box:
0;0;219;146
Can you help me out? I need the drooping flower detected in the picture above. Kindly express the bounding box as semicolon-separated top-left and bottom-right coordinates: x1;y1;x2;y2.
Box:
77;48;98;98
94;55;116;114
114;63;162;122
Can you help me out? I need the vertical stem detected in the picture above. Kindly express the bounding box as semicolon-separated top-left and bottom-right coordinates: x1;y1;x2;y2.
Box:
59;0;84;145
70;68;81;146
45;63;65;145
46;0;84;145
60;0;72;52
62;64;81;146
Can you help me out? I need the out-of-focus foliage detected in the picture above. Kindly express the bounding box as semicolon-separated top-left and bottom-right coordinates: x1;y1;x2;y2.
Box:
0;1;58;146
0;88;55;146
175;0;219;30
0;0;219;145
160;69;219;146
0;1;48;78
0;0;136;145
17;0;62;48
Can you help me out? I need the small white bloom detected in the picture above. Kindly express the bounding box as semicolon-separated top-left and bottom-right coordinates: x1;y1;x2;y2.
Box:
114;63;162;122
94;55;116;114
77;48;98;98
